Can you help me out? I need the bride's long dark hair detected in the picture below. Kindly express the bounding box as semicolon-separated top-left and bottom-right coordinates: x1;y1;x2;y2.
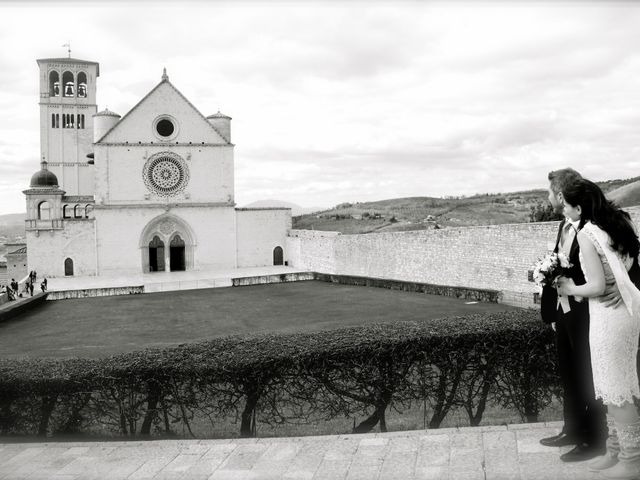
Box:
562;178;640;258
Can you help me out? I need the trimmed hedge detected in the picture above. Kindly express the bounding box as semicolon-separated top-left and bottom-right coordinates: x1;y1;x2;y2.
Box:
0;309;559;438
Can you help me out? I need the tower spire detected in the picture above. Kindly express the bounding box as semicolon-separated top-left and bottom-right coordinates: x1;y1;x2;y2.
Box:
62;42;71;58
162;67;168;81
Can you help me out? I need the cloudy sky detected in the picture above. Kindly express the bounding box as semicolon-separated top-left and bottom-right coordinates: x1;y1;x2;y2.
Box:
1;1;639;215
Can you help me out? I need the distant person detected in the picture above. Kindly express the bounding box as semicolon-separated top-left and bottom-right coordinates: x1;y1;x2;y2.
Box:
43;278;47;291
6;284;14;301
29;282;34;296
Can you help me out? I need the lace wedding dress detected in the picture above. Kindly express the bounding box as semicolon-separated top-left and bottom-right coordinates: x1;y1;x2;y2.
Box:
581;223;640;407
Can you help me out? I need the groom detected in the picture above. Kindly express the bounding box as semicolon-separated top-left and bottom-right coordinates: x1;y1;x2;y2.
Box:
539;168;607;462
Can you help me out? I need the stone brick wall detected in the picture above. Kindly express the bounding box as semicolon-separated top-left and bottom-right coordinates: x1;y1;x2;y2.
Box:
288;206;640;308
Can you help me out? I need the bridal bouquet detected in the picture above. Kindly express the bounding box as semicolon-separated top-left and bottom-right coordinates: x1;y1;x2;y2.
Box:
532;252;573;290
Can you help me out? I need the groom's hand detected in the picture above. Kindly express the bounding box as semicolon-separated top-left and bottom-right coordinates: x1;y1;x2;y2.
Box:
600;284;622;308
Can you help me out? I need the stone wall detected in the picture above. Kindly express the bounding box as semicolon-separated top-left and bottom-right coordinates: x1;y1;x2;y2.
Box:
6;244;29;284
287;206;640;307
26;220;96;279
236;208;292;267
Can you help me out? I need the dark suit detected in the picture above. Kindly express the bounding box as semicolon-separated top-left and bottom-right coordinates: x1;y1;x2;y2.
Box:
540;219;606;445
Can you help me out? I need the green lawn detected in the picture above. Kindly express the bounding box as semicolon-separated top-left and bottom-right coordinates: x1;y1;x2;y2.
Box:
0;280;517;359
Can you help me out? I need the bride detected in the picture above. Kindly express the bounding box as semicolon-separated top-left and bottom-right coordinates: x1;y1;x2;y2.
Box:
557;178;640;480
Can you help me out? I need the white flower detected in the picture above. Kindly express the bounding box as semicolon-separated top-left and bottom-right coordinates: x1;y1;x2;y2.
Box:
558;253;571;269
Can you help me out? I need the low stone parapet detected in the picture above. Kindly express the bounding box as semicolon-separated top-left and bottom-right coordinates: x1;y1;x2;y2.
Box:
232;271;315;286
314;273;502;303
47;286;144;300
0;292;48;322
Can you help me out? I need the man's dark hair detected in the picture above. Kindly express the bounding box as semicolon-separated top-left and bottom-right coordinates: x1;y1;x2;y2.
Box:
548;168;583;195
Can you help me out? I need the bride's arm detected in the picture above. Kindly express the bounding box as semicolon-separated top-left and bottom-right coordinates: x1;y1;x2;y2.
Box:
559;231;607;298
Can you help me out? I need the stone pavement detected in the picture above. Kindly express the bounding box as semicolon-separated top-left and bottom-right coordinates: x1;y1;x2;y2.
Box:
0;421;602;480
46;266;311;297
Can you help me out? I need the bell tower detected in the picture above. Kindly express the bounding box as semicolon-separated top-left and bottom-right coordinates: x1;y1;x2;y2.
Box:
36;56;99;196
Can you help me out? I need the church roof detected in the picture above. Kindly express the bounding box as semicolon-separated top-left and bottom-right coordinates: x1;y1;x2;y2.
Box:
94;108;121;118
36;57;100;76
207;111;232;120
8;246;27;255
30;161;59;188
96;70;231;144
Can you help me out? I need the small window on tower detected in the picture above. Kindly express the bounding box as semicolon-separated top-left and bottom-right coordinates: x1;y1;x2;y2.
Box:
38;201;51;221
49;71;60;97
77;72;87;98
62;71;74;97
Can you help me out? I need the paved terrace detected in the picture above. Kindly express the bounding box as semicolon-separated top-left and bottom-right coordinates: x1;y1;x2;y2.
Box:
0;422;600;480
46;266;312;295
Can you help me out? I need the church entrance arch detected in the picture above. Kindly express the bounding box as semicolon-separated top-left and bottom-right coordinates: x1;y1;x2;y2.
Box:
170;235;185;271
139;214;196;273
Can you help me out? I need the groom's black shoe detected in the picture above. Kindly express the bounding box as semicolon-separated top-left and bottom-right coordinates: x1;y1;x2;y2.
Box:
560;443;606;463
540;432;579;447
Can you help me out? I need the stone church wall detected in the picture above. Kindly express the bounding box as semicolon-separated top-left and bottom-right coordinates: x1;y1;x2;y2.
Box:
26;220;96;278
236;208;292;267
95;206;237;275
287;206;640;308
93;146;234;205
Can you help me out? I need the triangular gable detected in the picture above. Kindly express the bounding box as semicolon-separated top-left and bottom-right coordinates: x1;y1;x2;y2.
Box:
98;78;230;145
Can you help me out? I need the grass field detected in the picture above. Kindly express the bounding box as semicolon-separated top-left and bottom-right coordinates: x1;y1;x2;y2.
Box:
0;280;516;359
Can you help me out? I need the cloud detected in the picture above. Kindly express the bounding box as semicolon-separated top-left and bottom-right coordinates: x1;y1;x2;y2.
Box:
2;2;640;214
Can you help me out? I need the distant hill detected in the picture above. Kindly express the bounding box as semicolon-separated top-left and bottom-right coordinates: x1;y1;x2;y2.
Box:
0;212;26;261
242;200;324;217
607;181;640;208
0;213;25;226
293;176;640;234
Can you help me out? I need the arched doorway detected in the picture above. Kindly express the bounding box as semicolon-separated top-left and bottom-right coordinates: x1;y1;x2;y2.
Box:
64;258;74;276
139;214;196;273
148;236;165;272
273;246;284;266
170;235;185;271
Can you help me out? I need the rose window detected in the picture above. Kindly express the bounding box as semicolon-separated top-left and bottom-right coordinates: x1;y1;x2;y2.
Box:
143;153;189;197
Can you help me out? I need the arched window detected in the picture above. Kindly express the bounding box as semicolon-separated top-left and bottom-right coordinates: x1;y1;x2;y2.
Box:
77;72;87;98
55;114;59;128
64;258;74;276
62;71;74;97
84;204;93;218
49;71;60;97
77;114;85;129
273;246;284;266
38;201;51;220
51;114;56;128
63;205;70;218
73;204;82;218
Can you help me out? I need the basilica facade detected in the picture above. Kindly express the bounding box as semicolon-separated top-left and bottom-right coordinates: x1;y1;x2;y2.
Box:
24;56;290;278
